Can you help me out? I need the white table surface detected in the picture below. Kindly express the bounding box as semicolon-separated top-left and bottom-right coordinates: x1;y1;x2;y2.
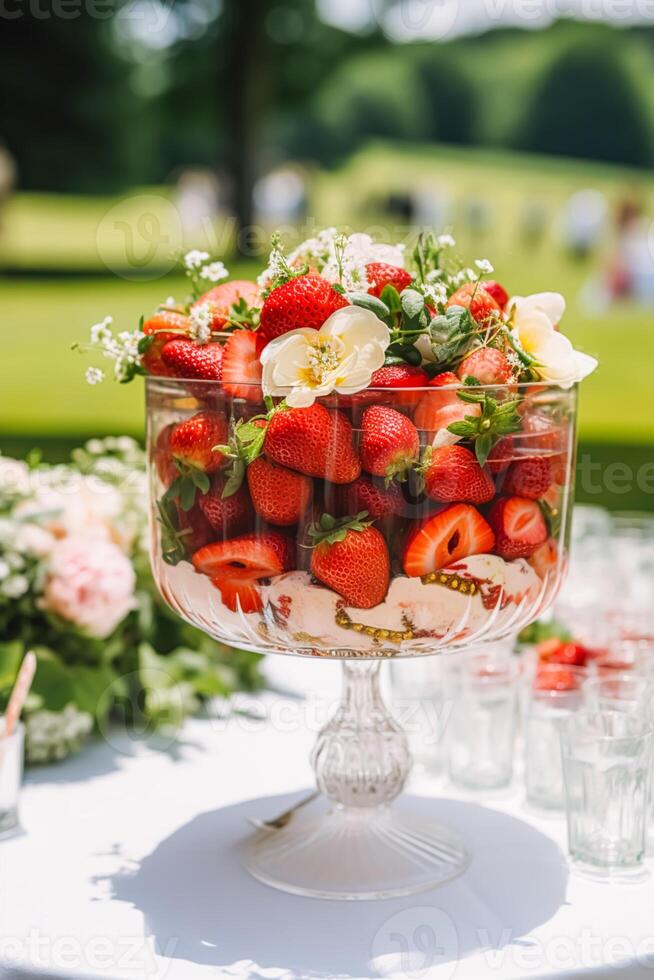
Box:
2;656;654;980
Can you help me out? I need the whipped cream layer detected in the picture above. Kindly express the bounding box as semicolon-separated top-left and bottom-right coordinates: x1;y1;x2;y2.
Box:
156;552;545;656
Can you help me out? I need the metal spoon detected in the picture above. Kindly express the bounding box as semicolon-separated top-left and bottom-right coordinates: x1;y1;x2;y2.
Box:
249;790;320;831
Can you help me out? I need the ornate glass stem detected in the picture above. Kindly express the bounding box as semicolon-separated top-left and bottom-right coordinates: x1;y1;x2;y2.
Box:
311;661;412;809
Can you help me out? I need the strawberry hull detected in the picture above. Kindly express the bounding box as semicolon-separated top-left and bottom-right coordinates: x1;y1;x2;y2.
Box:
147;377;576;656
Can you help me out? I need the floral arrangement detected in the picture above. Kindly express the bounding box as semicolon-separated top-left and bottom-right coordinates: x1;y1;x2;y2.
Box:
0;439;262;765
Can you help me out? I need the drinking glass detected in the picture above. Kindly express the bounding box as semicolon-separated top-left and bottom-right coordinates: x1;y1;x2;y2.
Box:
445;648;518;790
0;722;24;834
390;657;447;776
584;674;652;714
524;664;588;810
561;711;653;878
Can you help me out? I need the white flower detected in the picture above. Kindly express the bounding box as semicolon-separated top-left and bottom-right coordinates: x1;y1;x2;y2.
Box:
2;574;29;599
184;249;210;271
345;232;406;269
90;316;113;344
508;292;597;387
437;234;456;248
422;282;448;307
85;367;105;386
261;305;390;408
189;303;212;345
200;261;229;283
475;258;494;275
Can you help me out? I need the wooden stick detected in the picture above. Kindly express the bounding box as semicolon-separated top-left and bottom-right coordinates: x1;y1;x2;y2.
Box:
4;652;36;738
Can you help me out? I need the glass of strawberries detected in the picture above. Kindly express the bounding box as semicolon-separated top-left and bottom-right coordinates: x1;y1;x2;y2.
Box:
93;230;596;899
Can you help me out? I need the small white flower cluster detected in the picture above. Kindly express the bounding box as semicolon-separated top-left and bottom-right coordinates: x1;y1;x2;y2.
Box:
183;249;210;271
475;258;494;275
183;250;229;286
189;303;212;345
451;267;477;288
0;544;29;600
86;316;144;384
437;233;456;249
199;261;229;283
24;704;93;765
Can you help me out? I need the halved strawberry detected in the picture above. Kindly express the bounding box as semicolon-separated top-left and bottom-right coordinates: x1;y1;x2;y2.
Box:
403;503;495;576
448;283;501;324
142;311;189;376
360;405;419;481
366;262;413;298
502;457;552;500
421;445;495;505
192;532;294;613
258;274;349;348
221;330;262;402
246;457;313;527
161;338;224;384
193;280;260;331
488;496;547;560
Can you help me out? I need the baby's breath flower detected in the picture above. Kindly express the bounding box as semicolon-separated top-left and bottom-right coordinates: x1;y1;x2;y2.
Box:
189;303;212;345
85;367;105;386
475;258;494;275
423;282;448;307
90;316;113;345
437;234;456;248
184;249;210;271
200;261;229;283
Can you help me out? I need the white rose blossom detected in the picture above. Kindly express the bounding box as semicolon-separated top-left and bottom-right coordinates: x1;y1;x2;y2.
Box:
261;305;390;408
508;292;597;387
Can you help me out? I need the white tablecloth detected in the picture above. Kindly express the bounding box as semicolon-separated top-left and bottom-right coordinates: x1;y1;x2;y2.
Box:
1;657;654;980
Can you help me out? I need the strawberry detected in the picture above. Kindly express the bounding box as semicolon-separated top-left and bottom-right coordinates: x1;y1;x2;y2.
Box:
258;274;349;348
366;262;413;298
360;405;419;481
193;280;260;331
197;474;251;536
486;436;515;474
538;637;590;668
161;338;224;384
169;411;228;475
414;373;482;433
488;496;547;560
534;665;581;692
142;310;189;376
483;280;509;309
528;537;559;580
331;474;402;521
421;445;495;505
175;502;214;554
192;532;294;613
457;347;513;385
221;330;262;402
403;503;495;576
309;513;390;609
246;457;313;526
502;457;552;499
156;496;214;564
448;282;501;324
371;365;430;389
265;404;361;484
153;423;177;486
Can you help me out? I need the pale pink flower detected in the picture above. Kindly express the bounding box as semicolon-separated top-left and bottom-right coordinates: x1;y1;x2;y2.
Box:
42;535;136;639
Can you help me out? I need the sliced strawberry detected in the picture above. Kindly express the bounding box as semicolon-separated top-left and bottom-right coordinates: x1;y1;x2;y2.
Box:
192;532;293;613
403;503;495;576
221;330;262;402
366;262;413;298
193;280;260;331
142;310;189;376
246;457;313;527
422;445;495;505
457;347;513;385
488;496;547;560
448;282;501;324
258;274;349;348
197;473;251;536
360;405;419;481
502;457;552;500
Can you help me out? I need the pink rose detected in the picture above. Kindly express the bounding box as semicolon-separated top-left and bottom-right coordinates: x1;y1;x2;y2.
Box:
43;535;136;639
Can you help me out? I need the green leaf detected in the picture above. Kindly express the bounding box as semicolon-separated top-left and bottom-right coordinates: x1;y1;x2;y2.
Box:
71;664;121;723
309;511;371;546
137;334;155;354
347;292;390;319
400;288;425;321
380;284;402;314
475;432;494;466
30;648;77;712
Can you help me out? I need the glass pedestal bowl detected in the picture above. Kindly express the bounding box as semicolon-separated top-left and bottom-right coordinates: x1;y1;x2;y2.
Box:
147;376;577;899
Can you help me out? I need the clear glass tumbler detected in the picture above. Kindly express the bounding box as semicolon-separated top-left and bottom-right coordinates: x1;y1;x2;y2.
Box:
561;711;653;878
445;649;517;790
0;722;24;834
524;663;588;811
390;657;447;776
584;674;652;714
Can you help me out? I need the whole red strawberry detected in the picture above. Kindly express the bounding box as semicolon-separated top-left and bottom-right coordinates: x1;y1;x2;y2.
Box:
421;445;495;505
153;423;177;486
483;280;509;309
332;475;402;521
258;274;349;348
161;338;224;383
457;347;513;385
247;457;313;526
502;457;552;500
360;405;419;481
366;262;413;298
169;411;228;474
142;310;189;376
193;280;260;331
175;502;214;555
265;404;361;484
486;436;515;474
488;496;548;560
448;282;501;324
197;473;251;536
310;513;390;609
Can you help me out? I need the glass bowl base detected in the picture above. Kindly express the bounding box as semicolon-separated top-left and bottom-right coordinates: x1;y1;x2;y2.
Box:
242;800;469;900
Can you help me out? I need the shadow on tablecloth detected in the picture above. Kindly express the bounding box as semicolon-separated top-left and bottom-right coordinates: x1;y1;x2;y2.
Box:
105;793;568;979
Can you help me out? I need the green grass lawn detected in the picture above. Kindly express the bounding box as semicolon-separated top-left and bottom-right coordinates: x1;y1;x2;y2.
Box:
1;143;653;446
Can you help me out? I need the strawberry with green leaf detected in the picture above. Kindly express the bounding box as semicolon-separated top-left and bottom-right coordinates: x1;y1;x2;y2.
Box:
447;390;522;465
165;411;228;511
309;512;390;609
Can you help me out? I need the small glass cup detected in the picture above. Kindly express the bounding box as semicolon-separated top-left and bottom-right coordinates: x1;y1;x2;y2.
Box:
0;722;24;834
584;674;652;715
444;648;518;791
390;657;447;776
561;711;653;879
524;663;588;811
